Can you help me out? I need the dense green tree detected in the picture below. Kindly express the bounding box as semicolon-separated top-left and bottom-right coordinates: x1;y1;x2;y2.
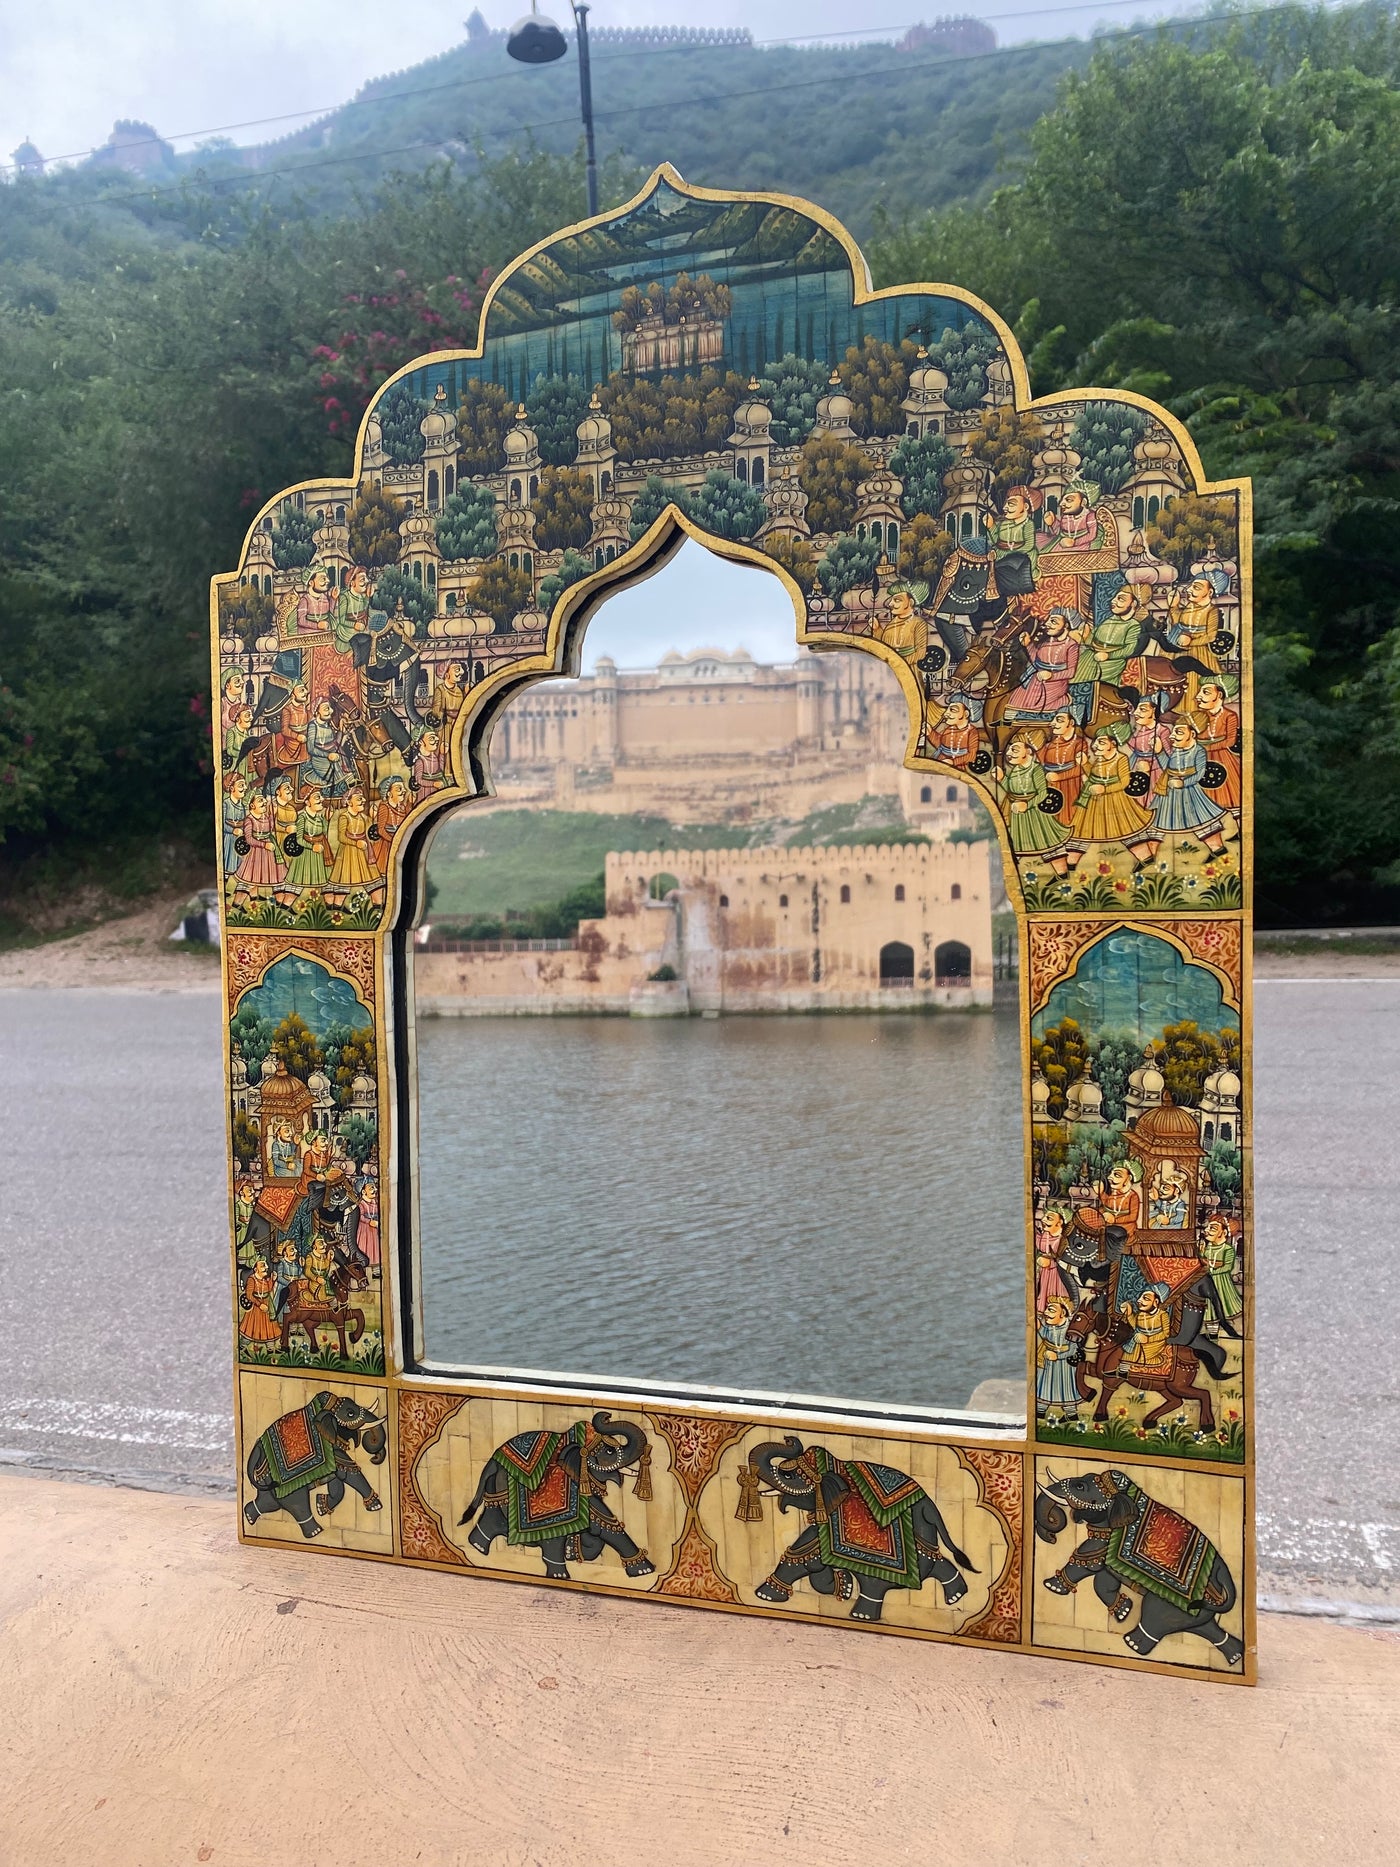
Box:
348;484;405;568
371;565;434;630
627;476;691;543
816;535;881;601
537;548;594;611
230;1009;276;1080
1089;1031;1141;1125
1204;1138;1243;1203
798;435;872;536
690;470;768;541
435;483;497;561
890;432;956;519
525;374;591;466
1064;1122;1129;1190
473;558;534;633
377;382;428;465
756;354;829;447
1033;1017;1089;1120
928;323;1001;410
337;1111;378;1168
533;466;594;552
270;501;319;570
1067;401;1150;495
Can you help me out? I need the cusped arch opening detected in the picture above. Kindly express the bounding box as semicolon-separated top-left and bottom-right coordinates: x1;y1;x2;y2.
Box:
398;530;1026;1421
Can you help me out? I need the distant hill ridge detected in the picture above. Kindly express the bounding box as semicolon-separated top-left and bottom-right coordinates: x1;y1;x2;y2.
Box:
142;10;1093;229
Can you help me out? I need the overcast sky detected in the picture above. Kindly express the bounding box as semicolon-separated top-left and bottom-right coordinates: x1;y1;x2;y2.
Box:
579;540;802;670
2;0;1189;171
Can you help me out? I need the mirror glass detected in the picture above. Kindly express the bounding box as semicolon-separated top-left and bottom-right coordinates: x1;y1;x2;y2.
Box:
411;541;1025;1416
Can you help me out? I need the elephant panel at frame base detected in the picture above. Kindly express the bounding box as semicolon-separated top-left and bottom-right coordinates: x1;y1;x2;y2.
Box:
1031;1455;1248;1673
411;1396;685;1589
696;1427;1011;1632
238;1370;395;1555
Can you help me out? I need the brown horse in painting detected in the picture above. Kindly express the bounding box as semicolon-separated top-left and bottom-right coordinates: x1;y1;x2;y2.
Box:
951;631;1029;764
1065;1295;1218;1431
279;1256;369;1359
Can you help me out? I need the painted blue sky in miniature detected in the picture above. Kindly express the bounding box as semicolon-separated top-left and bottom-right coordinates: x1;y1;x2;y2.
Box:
236;954;371;1035
1032;931;1236;1043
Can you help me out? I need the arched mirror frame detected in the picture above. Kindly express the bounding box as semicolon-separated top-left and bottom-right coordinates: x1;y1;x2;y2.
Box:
214;169;1253;1681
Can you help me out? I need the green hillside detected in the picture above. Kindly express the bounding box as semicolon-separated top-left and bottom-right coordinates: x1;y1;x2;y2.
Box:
184;30;1097;235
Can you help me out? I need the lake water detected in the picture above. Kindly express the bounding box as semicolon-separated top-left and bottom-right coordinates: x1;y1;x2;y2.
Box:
415;1008;1027;1415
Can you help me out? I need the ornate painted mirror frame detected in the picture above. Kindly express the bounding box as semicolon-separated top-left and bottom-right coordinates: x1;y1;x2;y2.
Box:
213;168;1253;1681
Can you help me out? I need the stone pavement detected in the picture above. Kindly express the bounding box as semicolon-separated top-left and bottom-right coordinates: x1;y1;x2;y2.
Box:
2;1470;1396;1867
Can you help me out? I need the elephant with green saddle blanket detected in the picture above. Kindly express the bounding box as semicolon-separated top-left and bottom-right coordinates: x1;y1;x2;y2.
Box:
1035;1467;1243;1666
738;1435;977;1622
457;1412;655;1582
245;1391;387;1538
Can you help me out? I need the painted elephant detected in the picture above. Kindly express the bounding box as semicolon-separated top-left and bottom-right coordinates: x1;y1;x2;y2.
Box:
1035;1468;1243;1667
244;1390;387;1538
739;1435;976;1623
457;1412;655;1582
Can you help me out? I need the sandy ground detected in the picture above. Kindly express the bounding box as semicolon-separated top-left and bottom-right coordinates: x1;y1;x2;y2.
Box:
0;895;222;991
3;1469;1398;1867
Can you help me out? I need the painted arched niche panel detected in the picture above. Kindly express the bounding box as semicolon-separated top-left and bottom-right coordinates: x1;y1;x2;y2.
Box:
213;166;1252;1681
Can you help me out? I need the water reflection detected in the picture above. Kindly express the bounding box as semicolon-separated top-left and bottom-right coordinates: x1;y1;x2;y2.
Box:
416;1008;1026;1412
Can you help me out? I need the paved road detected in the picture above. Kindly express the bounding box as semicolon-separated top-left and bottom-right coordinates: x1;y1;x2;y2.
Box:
1;982;1396;1610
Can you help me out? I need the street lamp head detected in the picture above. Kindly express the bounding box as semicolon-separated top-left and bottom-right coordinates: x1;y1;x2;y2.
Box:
506;9;569;62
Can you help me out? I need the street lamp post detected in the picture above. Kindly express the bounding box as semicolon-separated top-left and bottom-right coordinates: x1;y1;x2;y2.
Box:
506;2;599;218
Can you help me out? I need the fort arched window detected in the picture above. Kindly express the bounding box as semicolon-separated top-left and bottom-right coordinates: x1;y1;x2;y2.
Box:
427;469;440;510
778;893;788;907
752;459;764;487
951;883;962;900
879;940;915;985
934;940;972;985
946;784;958;803
920;785;933;803
735;458;748;481
840;884;851;903
445;467;455;498
894;883;905;902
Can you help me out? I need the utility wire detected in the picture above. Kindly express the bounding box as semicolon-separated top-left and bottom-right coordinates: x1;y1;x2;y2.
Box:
3;0;1253;175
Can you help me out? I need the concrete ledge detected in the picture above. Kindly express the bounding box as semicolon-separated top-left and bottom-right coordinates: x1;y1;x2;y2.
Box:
3;1471;1397;1866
